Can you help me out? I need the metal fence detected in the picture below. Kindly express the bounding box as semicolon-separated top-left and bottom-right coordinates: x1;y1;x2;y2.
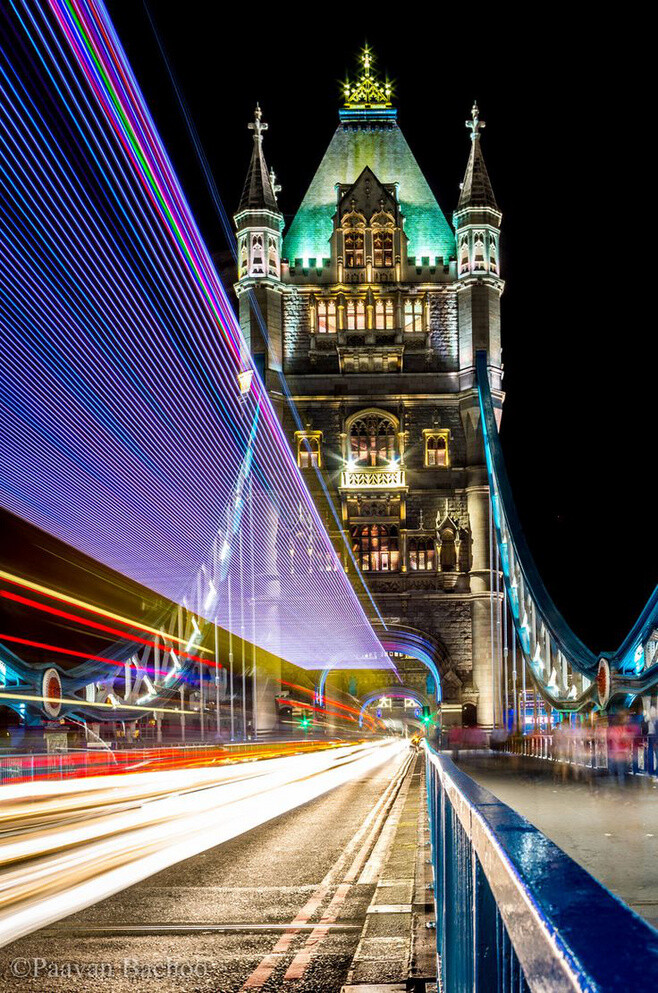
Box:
424;743;658;991
504;732;657;777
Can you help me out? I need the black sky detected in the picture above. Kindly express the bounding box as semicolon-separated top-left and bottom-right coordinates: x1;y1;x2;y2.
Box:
102;2;654;653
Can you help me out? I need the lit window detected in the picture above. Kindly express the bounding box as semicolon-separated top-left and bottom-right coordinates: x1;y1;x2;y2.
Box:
459;233;469;274
425;432;449;467
268;236;278;276
239;236;248;277
409;537;435;571
251;234;264;274
345;299;366;330
473;231;485;271
351;523;399;572
317;300;337;334
489;233;498;273
296;432;321;468
374;300;395;329
373;230;394;267
404;299;423;333
350;414;397;466
345;231;365;267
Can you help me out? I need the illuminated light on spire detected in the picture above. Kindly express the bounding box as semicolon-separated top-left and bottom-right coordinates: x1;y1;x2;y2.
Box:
466;101;486;141
0;0;392;674
342;45;394;110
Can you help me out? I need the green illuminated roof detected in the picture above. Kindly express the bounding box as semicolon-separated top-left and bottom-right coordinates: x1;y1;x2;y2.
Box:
283;116;455;266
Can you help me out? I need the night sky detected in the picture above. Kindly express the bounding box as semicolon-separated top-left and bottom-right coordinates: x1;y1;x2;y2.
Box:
99;4;653;653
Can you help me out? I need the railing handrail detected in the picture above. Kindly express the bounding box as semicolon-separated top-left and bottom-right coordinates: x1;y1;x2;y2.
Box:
425;743;658;991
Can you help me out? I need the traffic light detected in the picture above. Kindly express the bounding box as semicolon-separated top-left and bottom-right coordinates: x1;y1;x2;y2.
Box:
421;706;432;726
299;713;312;731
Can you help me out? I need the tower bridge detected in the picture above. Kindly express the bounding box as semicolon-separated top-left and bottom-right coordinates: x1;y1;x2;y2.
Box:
0;7;656;990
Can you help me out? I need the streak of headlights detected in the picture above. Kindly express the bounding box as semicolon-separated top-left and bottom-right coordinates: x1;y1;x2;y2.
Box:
0;738;406;948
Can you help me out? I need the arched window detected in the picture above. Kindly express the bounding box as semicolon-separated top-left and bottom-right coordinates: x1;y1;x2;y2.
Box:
351;523;399;572
489;233;498;273
374;299;394;329
345;299;366;330
473;231;485;271
408;537;435;571
345;231;365;267
251;234;264;274
317;299;337;334
268;236;278;276
296;432;321;468
459;233;469;274
425;432;449;467
439;528;457;572
404;299;424;333
239;236;248;278
349;413;397;466
373;230;394;267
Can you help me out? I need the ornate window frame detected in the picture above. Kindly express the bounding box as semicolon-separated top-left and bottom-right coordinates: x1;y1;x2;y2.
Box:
345;408;401;467
423;428;450;468
295;430;322;468
403;297;424;333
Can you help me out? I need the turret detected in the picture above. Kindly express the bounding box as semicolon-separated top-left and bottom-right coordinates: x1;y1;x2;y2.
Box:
234;105;285;374
454;103;503;386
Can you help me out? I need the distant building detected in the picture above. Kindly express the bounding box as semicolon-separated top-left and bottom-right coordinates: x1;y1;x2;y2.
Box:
235;49;504;727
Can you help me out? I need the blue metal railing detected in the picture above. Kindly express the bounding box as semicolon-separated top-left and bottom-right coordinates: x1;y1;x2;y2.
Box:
424;742;658;991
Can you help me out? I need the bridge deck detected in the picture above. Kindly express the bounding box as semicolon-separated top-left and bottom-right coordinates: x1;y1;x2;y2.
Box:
455;753;658;929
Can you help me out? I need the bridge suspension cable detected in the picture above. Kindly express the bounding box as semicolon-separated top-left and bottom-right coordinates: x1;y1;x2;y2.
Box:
477;350;658;716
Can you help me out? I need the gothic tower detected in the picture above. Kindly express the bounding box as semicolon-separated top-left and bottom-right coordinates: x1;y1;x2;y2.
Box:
234;105;284;382
235;52;504;728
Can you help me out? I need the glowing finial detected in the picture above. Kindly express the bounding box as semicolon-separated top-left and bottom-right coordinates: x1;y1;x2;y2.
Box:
466;101;486;141
343;46;393;110
248;103;268;141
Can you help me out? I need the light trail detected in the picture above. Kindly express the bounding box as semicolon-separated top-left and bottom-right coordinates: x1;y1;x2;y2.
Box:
0;1;392;672
0;689;189;715
0;739;406;948
0;568;214;655
0;589;220;667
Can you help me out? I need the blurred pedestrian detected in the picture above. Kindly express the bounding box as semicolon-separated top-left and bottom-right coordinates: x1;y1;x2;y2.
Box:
607;712;632;785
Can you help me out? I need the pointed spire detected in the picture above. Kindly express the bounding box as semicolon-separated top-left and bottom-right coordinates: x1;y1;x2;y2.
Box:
457;101;498;211
238;104;279;213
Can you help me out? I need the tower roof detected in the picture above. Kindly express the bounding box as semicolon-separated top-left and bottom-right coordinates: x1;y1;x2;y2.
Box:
283;50;454;266
237;105;279;214
456;103;498;212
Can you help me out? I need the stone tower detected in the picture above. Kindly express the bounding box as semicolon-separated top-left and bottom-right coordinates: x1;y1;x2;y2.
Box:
234;105;285;383
235;51;503;727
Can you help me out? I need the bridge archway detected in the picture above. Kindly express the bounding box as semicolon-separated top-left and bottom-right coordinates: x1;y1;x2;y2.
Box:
376;625;446;704
358;685;431;728
316;624;447;708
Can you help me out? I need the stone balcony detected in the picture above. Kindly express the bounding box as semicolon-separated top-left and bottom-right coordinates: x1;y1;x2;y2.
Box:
339;465;407;491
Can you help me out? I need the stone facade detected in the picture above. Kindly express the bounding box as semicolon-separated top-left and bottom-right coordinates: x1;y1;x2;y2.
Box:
235;67;504;726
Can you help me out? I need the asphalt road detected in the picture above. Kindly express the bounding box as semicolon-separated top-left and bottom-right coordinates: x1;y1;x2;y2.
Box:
0;749;409;993
456;754;658;929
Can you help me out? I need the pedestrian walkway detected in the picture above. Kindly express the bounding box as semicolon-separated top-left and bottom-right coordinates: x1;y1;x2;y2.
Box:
341;754;435;992
456;754;658;929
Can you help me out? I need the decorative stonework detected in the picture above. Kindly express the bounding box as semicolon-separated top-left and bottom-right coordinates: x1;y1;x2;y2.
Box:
340;466;407;490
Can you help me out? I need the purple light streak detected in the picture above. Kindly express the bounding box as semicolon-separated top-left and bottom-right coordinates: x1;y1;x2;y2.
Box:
0;0;392;672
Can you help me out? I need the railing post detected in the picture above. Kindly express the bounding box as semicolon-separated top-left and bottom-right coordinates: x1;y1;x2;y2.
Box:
473;855;497;992
443;801;474;992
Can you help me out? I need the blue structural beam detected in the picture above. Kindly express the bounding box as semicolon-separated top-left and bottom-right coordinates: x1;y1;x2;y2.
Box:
476;350;658;706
